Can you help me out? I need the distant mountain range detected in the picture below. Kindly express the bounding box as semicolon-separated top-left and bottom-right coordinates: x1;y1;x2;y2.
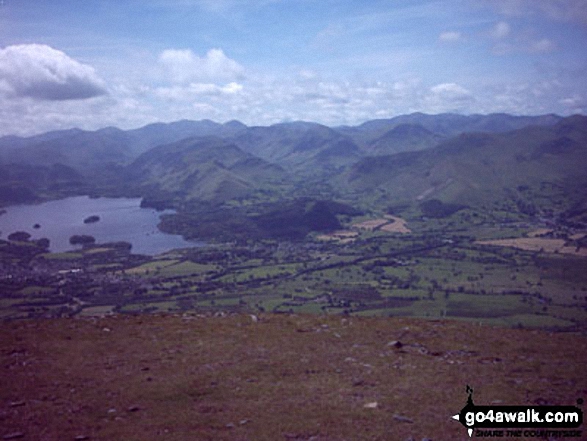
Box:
1;112;585;227
341;115;587;210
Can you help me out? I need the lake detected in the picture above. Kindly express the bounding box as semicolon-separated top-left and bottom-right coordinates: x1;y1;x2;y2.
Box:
0;196;200;255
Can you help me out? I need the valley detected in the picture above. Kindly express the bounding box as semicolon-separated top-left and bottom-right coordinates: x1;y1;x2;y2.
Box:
2;207;586;332
1;113;586;332
2;112;587;441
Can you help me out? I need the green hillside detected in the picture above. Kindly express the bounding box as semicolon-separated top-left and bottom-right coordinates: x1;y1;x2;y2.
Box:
127;137;287;205
341;115;587;215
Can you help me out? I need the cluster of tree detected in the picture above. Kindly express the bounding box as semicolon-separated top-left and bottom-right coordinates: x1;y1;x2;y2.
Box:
420;199;467;218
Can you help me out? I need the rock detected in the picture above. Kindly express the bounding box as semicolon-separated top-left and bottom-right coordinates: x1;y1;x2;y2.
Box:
363;402;378;409
387;340;403;349
74;436;90;440
9;401;25;407
127;405;140;412
393;413;414;423
2;433;25;440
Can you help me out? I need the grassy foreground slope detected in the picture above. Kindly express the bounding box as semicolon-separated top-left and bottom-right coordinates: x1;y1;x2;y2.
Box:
1;313;585;441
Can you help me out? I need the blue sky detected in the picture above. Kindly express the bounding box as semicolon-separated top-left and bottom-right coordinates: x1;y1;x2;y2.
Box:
0;0;586;135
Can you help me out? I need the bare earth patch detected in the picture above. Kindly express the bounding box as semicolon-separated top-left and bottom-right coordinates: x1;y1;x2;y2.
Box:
316;230;359;243
381;215;412;234
352;219;390;231
477;237;587;257
353;216;411;234
1;313;585;441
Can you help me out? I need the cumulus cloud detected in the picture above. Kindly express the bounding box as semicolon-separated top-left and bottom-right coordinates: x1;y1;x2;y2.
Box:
425;83;475;112
158;48;244;84
0;44;107;101
155;82;243;100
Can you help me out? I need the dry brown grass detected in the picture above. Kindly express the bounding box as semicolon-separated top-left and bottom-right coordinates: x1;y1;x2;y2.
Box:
381;216;411;234
477;237;587;257
1;314;585;440
352;216;411;234
316;231;359;244
352;219;390;231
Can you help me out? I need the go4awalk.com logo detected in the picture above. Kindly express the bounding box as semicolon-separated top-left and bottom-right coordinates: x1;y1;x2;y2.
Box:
452;386;583;438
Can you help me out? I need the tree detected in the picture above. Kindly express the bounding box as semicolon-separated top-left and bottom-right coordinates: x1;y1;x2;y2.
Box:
8;231;31;242
69;235;96;245
36;238;50;249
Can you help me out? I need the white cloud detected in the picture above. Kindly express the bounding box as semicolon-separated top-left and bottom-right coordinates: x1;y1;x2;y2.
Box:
425;83;475;112
155;82;243;100
0;44;107;101
439;31;462;43
491;21;511;39
430;83;471;97
559;95;585;113
530;38;556;53
482;0;587;26
158;48;244;84
487;21;557;55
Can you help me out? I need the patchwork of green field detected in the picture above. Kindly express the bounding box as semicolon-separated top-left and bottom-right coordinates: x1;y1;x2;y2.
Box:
126;259;217;277
18;285;54;296
2;219;586;331
78;305;116;316
40;252;84;260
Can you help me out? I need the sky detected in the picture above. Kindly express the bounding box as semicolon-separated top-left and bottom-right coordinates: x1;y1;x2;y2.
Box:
0;0;586;136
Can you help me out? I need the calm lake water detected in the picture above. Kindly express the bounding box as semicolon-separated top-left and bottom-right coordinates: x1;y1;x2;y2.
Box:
0;196;200;255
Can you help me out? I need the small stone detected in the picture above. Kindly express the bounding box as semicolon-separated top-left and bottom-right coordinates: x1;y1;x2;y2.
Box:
102;328;111;332
2;433;25;440
127;405;140;412
363;402;378;409
74;436;89;440
239;419;249;425
388;340;403;349
225;423;235;429
9;401;25;407
393;413;414;423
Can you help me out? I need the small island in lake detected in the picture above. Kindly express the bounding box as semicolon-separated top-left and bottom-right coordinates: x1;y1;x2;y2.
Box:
83;215;101;224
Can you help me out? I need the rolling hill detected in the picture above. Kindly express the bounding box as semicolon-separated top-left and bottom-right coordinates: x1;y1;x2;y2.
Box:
341;115;587;213
126;136;287;204
0;112;583;221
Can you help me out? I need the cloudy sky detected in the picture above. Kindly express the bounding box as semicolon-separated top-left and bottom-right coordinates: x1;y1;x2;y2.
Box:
1;0;586;136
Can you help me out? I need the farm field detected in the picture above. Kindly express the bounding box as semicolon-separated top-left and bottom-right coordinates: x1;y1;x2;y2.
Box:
2;214;586;334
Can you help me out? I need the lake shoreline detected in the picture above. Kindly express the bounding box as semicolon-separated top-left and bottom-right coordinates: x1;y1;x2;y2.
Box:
0;195;202;256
